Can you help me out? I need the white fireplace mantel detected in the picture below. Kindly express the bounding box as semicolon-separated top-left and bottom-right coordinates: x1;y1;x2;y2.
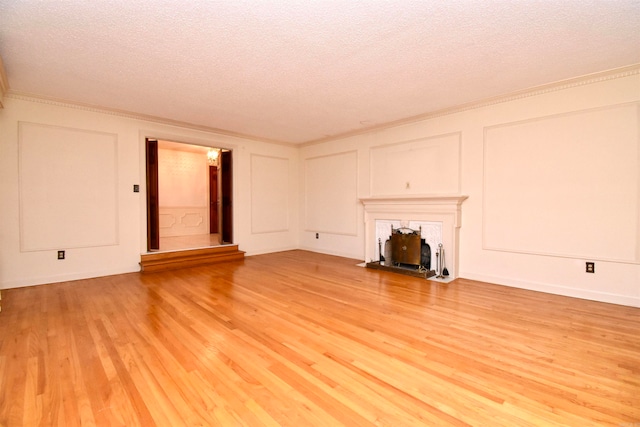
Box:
360;195;468;278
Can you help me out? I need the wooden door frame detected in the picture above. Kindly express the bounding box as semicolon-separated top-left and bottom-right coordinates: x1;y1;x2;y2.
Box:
209;165;219;234
220;150;233;244
145;140;234;251
145;139;160;251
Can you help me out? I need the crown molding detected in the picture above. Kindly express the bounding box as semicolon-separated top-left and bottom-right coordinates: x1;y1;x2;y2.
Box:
301;64;640;147
4;64;638;146
0;55;9;108
4;91;297;148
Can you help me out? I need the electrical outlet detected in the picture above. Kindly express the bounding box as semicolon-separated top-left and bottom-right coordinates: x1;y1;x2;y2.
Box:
133;184;140;193
315;233;319;239
586;262;594;273
57;250;65;260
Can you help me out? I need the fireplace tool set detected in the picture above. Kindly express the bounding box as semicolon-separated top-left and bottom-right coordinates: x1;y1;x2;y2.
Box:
435;243;449;278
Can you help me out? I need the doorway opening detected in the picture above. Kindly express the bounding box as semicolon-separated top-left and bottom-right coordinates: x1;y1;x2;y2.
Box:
145;138;233;252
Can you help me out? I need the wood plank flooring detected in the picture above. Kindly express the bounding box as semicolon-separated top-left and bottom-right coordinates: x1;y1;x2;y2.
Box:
1;250;639;426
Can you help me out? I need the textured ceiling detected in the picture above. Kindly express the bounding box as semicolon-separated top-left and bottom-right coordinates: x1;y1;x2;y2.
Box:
0;1;639;144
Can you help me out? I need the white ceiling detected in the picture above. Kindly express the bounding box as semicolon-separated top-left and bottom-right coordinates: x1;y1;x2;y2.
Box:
1;1;639;145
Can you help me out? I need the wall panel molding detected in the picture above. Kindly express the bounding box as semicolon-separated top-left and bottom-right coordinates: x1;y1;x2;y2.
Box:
18;122;119;251
305;151;358;236
158;207;208;237
250;154;290;234
370;132;461;196
482;102;640;263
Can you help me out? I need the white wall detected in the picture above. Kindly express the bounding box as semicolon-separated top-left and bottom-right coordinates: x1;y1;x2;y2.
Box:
0;95;299;288
299;70;640;307
2;70;639;307
158;143;210;237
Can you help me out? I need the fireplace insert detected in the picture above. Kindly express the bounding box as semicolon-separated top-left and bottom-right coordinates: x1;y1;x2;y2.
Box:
369;226;433;278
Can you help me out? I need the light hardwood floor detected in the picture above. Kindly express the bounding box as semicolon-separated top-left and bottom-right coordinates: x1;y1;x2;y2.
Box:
1;250;638;426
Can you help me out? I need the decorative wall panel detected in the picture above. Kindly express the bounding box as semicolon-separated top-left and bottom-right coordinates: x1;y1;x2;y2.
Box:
158;207;208;237
483;103;639;262
370;133;461;196
159;213;176;229
305;151;358;235
251;154;289;233
18;122;118;251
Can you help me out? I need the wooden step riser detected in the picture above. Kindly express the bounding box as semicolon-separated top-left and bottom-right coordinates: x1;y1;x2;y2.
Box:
141;245;240;262
140;246;244;273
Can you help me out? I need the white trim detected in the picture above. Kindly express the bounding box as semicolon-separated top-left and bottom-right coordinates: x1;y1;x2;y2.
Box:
461;272;640;308
302;65;640;146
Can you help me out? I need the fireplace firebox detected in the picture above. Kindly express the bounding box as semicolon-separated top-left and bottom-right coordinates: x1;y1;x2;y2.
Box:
367;225;435;279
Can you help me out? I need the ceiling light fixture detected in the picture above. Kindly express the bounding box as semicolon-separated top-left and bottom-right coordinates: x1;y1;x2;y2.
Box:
207;148;219;166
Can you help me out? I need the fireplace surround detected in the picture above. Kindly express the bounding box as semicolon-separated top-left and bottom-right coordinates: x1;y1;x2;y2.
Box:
360;195;468;279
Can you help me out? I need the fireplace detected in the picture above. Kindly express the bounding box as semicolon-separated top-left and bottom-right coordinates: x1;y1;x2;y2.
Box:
360;195;468;280
367;224;435;279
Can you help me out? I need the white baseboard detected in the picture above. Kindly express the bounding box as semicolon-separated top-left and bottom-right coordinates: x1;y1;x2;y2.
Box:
297;245;362;260
0;265;141;290
459;271;640;308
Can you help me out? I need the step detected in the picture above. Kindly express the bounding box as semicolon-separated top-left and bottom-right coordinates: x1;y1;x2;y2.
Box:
140;245;245;273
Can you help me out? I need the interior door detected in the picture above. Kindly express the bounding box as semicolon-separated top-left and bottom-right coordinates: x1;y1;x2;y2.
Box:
145;139;160;251
209;165;219;233
221;150;233;244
